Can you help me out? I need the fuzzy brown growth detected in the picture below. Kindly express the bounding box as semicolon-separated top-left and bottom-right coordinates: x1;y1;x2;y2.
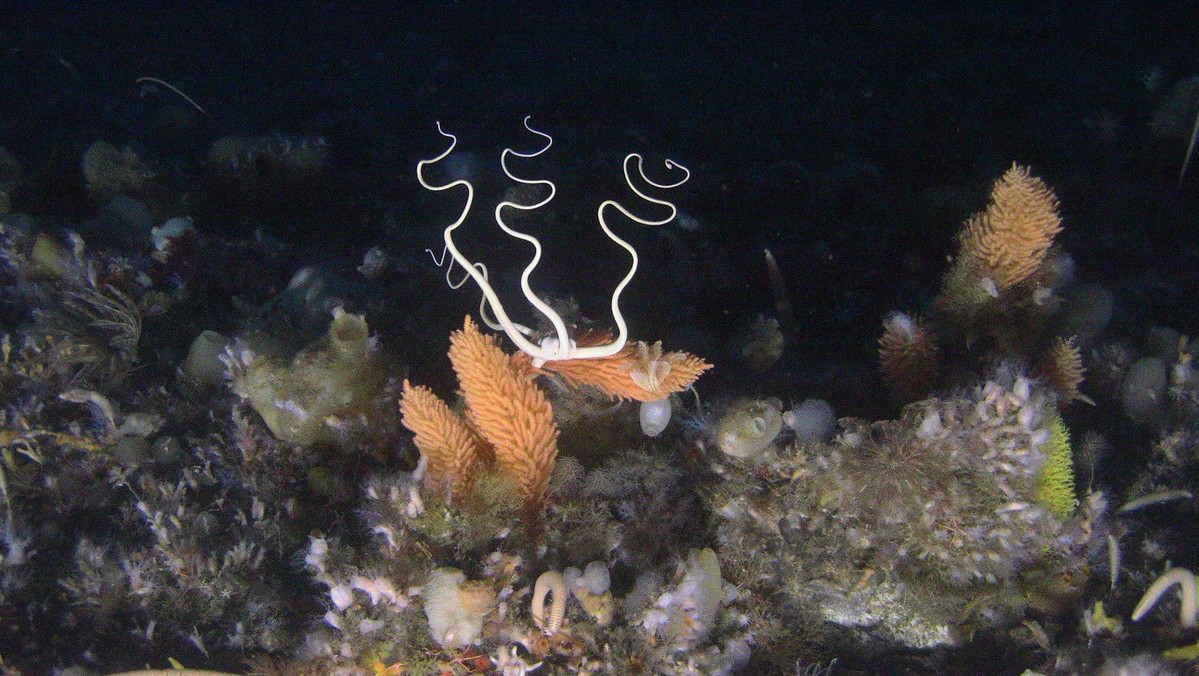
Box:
450;316;559;512
957;163;1062;293
515;331;712;402
399;380;488;499
879;312;940;403
81;141;154;197
1039;336;1086;403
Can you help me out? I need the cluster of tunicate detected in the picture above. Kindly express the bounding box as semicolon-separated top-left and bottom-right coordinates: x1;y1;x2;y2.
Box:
565;561;614;625
641;548;725;651
1092;325;1199;428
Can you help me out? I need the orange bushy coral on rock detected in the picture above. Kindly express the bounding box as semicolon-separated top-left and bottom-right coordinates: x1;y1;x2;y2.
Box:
935;163;1064;329
957;163;1062;292
450;316;560;513
400;317;559;523
401;316;710;537
879;164;1085;404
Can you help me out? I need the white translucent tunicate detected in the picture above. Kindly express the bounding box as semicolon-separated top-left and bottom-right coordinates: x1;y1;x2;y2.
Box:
782;398;836;443
717;398;783;458
151;216;196;251
582;561;611;595
640;398;672;437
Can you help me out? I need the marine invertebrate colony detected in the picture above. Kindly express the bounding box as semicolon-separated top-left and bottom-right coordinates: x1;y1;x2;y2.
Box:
401;316;559;523
399;378;487;501
879;311;940;404
515;332;712;403
452;316;559;514
879;163;1092;410
952;163;1062;293
932;163;1071;349
226;308;399;452
709;372;1090;649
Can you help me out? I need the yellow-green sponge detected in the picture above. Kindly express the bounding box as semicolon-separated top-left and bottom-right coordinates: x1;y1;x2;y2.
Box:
1034;411;1077;520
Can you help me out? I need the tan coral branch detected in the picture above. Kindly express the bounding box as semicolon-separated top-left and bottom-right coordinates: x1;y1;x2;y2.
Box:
958;163;1062;292
450;316;559;510
399;379;488;499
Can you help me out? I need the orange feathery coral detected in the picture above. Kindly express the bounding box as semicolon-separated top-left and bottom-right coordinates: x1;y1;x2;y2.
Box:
1038;336;1087;404
879;311;941;403
516;334;712;402
399;380;488;499
450;316;559;511
957;163;1062;293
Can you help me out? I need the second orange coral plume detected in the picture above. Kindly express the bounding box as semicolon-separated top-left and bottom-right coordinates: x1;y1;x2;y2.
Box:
449;316;560;512
400;317;560;517
515;332;712;402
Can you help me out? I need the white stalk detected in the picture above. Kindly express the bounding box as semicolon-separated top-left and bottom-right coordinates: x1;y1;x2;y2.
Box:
418;117;689;363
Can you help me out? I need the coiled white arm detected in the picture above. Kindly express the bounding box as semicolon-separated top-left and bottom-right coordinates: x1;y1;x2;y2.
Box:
418;117;689;364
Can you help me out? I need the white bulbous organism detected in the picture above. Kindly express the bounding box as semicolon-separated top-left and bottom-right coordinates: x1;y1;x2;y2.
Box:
640;398;672;437
782;398;837;444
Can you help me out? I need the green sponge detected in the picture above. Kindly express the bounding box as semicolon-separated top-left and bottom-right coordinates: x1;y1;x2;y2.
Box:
1034;411;1077;520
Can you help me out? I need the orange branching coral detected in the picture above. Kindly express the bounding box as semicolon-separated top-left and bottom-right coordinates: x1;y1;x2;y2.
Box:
879;312;940;404
515;333;712;402
957;163;1062;292
1038;336;1086;404
399;380;488;499
934;164;1065;338
450;316;559;512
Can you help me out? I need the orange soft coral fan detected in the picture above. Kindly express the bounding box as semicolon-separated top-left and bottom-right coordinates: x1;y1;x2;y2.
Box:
514;331;712;402
935;164;1063;326
958;163;1062;292
400;316;560;524
399;379;489;500
931;163;1071;363
449;316;560;513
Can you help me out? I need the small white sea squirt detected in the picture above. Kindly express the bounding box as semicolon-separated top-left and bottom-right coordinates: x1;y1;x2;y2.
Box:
640;398;672;437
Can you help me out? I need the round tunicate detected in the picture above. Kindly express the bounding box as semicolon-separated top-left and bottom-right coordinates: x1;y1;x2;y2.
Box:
640;398;672;437
182;330;230;387
783;398;837;443
1052;283;1113;349
1121;357;1169;427
716;398;783;458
